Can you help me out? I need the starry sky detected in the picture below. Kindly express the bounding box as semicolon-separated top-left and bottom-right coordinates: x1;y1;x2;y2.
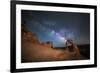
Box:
21;10;90;47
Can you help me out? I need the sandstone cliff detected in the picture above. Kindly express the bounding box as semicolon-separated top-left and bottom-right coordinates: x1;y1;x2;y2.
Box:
21;24;80;62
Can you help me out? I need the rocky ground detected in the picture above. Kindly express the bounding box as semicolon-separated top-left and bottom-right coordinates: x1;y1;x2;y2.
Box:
21;24;81;63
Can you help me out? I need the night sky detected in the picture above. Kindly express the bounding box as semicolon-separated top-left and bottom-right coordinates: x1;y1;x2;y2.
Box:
21;10;90;47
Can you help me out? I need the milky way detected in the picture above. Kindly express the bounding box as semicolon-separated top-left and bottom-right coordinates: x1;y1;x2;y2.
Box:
21;10;90;47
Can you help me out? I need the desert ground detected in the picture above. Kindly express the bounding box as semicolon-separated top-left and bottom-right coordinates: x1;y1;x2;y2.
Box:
21;24;89;63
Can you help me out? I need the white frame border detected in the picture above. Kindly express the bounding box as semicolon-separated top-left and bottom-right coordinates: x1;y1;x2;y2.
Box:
16;4;95;69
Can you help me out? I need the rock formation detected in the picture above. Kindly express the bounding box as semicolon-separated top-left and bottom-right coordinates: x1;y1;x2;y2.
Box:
21;24;80;62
